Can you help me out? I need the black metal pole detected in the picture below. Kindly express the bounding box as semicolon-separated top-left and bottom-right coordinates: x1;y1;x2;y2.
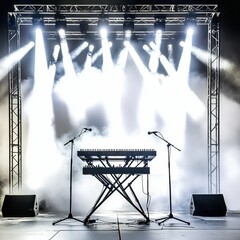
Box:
52;128;91;225
149;131;190;226
167;143;173;216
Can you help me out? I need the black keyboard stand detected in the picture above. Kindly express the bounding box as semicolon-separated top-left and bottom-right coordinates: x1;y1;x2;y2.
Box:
77;149;157;225
83;161;150;225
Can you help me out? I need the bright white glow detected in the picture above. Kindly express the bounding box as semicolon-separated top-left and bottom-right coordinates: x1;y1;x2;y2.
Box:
59;29;77;80
54;66;104;126
101;34;113;72
183;42;234;72
58;28;65;38
155;29;162;46
186;26;195;35
159;54;177;77
84;45;95;69
190;44;208;65
116;47;129;69
167;44;175;67
34;28;48;85
52;44;60;63
91;48;103;63
24;27;60;189
124;41;150;78
0;41;34;81
176;28;205;121
137;74;164;131
49;45;60;76
149;41;159;52
179;41;184;47
149;40;161;73
125;30;132;40
89;44;94;53
149;52;159;73
188;27;194;35
143;44;161;73
100;28;108;39
143;44;152;54
91;42;112;66
70;41;89;60
178;28;193;84
100;66;126;135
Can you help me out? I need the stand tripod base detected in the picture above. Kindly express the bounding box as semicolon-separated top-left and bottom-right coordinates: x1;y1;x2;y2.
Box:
52;213;84;225
155;213;190;226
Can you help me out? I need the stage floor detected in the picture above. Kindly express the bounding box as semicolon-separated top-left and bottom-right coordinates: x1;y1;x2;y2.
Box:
1;210;240;240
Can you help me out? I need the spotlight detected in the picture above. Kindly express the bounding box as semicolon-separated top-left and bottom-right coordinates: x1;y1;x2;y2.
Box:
32;13;44;30
97;14;109;38
88;44;94;55
49;44;60;65
123;14;135;32
55;13;67;31
154;15;166;31
184;13;196;32
123;14;135;40
153;15;165;45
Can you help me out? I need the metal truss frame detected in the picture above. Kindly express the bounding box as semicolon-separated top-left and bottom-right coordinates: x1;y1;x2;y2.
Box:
7;4;220;194
8;23;22;194
207;16;220;194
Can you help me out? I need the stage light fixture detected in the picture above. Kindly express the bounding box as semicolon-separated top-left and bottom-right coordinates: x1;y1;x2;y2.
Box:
154;15;166;32
32;13;44;30
123;14;135;40
97;14;109;37
184;13;196;31
123;14;135;32
55;13;67;31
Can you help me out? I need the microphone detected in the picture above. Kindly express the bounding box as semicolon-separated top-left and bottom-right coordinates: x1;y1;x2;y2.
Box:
83;127;92;131
148;131;158;135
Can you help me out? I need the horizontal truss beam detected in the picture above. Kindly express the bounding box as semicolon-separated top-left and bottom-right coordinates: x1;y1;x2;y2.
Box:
13;4;218;13
11;4;218;26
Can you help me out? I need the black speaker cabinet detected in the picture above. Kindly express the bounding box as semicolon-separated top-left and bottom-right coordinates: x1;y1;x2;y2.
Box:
190;194;227;216
1;194;39;217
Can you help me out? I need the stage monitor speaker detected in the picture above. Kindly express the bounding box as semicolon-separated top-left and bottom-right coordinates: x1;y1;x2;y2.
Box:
1;194;39;217
190;194;227;216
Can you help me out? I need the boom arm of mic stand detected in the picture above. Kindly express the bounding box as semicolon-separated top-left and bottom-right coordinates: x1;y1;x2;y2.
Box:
63;128;88;146
64;137;75;146
152;132;181;152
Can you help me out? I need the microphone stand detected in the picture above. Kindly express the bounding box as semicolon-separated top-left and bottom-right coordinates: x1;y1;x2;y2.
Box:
150;132;190;226
53;128;90;225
